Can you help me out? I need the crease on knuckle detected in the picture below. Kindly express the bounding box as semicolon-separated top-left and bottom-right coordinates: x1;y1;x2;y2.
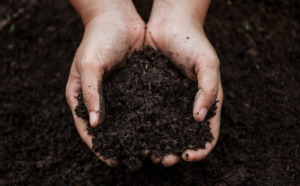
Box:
83;93;93;104
196;87;218;107
186;71;197;82
195;53;219;74
209;87;218;98
205;89;218;105
79;55;105;73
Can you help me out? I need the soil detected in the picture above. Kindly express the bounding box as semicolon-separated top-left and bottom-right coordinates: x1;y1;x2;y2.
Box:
75;46;217;163
0;0;300;185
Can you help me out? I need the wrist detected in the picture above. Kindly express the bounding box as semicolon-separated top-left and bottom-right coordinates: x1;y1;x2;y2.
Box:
152;0;211;26
69;0;133;26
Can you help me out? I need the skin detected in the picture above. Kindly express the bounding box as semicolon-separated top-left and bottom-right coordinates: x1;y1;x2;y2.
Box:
66;0;223;170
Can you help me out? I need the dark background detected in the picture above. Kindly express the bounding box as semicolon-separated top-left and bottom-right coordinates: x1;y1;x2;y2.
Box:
0;0;299;185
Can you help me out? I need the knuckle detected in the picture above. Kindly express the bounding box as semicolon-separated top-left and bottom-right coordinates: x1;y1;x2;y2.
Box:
79;55;105;72
204;89;218;102
186;72;197;81
82;93;93;104
209;87;218;98
202;53;218;64
195;53;220;71
197;87;218;107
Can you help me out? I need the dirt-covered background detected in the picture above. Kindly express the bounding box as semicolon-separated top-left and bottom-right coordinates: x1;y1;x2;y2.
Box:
0;0;299;185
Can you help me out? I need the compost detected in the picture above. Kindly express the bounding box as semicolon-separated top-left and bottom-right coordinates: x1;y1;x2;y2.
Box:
75;46;217;163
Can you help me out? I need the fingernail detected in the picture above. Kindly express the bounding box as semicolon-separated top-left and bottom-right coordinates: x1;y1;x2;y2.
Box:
199;108;207;121
89;111;98;127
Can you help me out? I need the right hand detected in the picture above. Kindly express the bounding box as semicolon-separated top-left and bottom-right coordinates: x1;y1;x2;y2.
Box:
66;0;145;170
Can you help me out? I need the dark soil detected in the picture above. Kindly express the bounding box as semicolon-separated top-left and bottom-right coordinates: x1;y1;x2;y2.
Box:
75;46;217;162
0;0;300;185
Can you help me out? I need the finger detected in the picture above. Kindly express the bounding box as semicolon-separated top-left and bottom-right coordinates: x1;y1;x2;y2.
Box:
122;158;142;171
71;95;119;167
66;63;118;167
193;55;220;122
141;150;151;158
105;158;120;167
161;154;181;167
150;152;162;164
183;81;223;162
79;57;105;127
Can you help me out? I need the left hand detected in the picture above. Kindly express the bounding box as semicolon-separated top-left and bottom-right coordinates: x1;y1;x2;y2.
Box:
144;0;224;167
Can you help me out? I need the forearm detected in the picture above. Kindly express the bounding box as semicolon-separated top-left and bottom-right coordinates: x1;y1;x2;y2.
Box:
69;0;132;25
152;0;211;26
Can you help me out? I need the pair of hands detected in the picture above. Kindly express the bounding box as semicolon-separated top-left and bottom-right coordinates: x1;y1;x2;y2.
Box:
66;0;223;170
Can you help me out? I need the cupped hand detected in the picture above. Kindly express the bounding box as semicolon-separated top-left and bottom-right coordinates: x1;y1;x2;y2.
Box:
66;1;145;170
145;0;224;167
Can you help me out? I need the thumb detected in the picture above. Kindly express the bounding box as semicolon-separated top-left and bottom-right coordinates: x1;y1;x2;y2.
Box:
193;57;220;122
80;61;105;127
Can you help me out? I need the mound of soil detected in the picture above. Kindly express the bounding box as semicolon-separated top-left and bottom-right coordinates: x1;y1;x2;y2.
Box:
75;46;217;162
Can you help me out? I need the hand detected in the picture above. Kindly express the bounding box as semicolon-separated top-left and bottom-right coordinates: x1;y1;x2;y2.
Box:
66;0;145;170
145;0;223;166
